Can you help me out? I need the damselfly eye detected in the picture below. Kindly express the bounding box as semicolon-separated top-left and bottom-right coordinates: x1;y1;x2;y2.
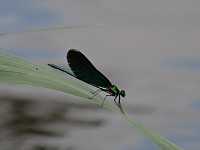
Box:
120;90;126;97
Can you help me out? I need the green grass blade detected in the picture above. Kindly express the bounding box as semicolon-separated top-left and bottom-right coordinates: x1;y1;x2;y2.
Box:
0;24;103;36
0;51;183;150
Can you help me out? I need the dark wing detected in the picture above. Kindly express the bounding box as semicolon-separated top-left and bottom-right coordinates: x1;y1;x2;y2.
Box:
67;49;112;88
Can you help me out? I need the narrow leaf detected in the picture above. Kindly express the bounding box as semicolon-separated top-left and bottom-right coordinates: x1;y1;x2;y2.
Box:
0;24;103;36
0;51;183;150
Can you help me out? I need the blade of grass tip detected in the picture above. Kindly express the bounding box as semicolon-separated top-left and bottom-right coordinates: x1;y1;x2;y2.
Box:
124;114;183;150
0;51;183;150
92;96;183;149
0;23;104;36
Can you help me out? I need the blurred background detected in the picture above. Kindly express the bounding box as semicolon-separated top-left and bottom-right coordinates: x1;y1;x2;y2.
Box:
0;0;200;150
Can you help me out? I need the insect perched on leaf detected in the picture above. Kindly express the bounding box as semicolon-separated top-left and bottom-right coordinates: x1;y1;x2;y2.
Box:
48;49;126;113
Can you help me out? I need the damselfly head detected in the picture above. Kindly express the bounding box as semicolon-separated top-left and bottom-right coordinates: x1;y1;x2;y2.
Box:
120;90;126;97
